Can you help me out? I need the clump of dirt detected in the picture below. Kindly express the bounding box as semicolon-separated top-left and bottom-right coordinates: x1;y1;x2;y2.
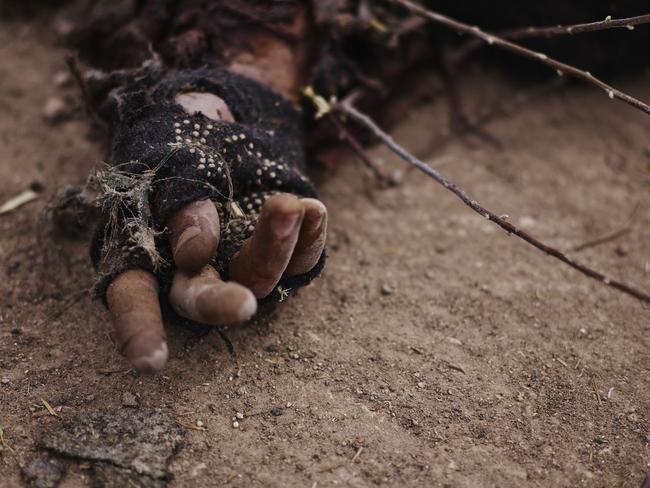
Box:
21;456;66;488
38;409;183;487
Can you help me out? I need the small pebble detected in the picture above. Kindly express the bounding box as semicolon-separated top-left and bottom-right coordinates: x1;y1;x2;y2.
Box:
121;392;138;408
235;412;244;420
271;407;284;417
196;420;204;428
42;97;69;122
29;181;44;193
53;70;71;87
417;382;426;389
380;285;393;296
1;377;10;385
614;245;628;257
232;421;240;428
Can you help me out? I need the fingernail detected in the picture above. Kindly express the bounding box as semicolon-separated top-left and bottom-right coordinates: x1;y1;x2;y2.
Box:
175;225;201;254
127;340;168;374
305;210;325;233
301;199;327;233
196;284;257;324
236;288;257;321
271;213;300;238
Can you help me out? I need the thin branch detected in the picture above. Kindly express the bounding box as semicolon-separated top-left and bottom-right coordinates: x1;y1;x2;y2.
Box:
570;203;639;252
334;98;650;304
46;287;91;321
571;226;631;253
328;115;398;185
390;0;650;117
65;53;95;116
450;12;650;65
503;13;650;40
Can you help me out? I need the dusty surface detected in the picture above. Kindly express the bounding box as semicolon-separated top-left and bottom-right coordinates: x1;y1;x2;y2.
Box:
40;408;183;487
1;14;649;488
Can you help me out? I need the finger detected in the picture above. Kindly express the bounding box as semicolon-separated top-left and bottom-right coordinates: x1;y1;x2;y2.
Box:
167;199;220;273
106;270;168;374
175;91;235;123
286;198;327;276
229;193;304;298
169;265;257;325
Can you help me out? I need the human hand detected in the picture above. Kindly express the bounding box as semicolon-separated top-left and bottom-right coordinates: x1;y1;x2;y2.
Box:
90;72;327;373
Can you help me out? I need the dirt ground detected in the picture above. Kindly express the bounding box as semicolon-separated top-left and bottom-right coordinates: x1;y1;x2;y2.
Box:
1;13;649;488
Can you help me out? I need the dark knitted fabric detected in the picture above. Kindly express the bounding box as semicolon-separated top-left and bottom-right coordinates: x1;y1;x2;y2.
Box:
90;66;325;313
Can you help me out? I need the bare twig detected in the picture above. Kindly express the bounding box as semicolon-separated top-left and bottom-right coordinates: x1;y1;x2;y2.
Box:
503;13;650;40
449;12;650;68
572;227;631;253
591;380;603;404
46;287;91;321
390;0;650;116
176;420;207;431
570;204;639;252
0;188;39;215
335;98;650;304
389;15;427;46
65;53;96;116
328;115;398;185
96;367;132;375
0;425;15;453
41;399;61;418
351;446;363;462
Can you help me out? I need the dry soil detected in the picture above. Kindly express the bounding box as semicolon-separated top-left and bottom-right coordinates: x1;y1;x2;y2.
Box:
0;14;649;488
